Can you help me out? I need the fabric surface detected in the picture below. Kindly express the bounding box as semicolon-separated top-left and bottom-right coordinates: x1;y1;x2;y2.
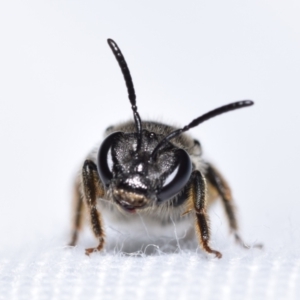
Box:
1;234;299;300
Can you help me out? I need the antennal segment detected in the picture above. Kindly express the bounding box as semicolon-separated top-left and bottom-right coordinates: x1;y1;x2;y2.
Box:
107;38;142;151
151;100;254;159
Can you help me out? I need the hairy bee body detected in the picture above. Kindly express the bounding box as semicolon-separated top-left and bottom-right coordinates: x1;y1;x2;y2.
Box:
71;120;222;247
81;121;212;236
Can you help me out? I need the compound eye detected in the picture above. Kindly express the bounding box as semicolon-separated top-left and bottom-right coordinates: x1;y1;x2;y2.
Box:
157;149;192;203
97;132;122;187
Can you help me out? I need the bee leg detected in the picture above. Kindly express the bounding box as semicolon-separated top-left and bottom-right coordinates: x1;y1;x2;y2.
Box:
82;160;106;255
69;177;85;246
191;170;222;258
205;163;262;249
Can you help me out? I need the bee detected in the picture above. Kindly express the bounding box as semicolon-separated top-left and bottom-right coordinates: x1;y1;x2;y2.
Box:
69;39;259;258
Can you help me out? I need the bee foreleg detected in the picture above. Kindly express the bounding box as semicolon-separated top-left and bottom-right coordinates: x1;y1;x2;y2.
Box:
205;163;262;249
82;160;106;255
191;170;222;258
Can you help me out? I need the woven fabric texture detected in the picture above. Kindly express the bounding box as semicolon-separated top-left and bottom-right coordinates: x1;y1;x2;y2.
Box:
1;233;299;300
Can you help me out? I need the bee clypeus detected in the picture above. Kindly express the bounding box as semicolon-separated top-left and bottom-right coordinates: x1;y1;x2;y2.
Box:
69;39;259;258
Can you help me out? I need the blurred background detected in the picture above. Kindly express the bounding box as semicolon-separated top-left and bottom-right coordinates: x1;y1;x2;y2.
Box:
0;0;299;254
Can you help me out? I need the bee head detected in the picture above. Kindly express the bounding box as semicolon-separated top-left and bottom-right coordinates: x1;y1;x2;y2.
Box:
97;130;192;211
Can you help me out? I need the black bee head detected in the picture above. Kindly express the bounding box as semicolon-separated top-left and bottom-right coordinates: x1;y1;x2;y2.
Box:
97;130;192;212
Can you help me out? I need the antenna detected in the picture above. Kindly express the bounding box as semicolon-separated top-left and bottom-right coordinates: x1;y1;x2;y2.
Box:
107;39;142;151
151;100;254;159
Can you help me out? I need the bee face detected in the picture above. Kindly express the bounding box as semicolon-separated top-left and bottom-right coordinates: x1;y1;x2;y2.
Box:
97;130;190;211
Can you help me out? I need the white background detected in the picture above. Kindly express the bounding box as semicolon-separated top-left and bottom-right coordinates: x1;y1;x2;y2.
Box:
0;1;299;299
